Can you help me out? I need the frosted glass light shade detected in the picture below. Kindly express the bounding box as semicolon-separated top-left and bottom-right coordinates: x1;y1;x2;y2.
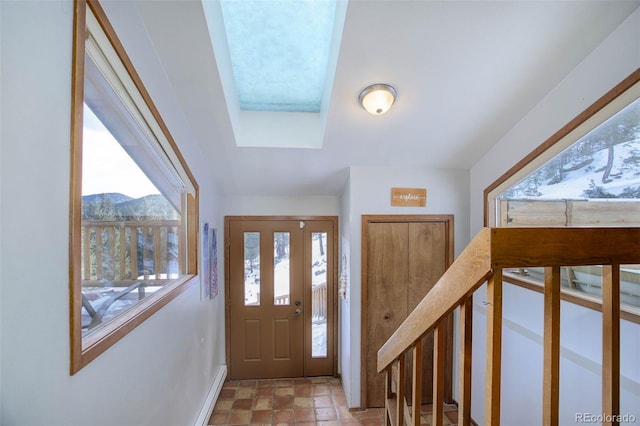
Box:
359;84;397;115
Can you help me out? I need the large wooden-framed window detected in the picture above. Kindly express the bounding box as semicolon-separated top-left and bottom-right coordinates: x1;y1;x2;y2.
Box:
485;68;640;322
70;0;199;374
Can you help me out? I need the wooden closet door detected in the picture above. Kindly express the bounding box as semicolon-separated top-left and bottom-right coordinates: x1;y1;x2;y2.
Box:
406;222;450;404
362;215;454;408
365;222;409;407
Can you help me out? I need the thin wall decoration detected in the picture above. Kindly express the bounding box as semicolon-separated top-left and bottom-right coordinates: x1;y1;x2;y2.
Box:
201;222;211;300
209;227;218;299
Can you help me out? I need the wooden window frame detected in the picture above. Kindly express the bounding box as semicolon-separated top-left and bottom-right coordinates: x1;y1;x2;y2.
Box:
484;68;640;323
69;0;199;374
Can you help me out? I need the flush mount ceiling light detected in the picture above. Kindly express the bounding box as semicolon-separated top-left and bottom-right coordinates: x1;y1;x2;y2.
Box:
358;83;397;115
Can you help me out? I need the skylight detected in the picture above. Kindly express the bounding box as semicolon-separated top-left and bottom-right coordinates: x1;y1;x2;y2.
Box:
220;0;337;113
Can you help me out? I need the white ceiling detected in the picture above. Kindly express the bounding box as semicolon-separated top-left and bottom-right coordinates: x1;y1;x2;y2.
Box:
122;0;639;197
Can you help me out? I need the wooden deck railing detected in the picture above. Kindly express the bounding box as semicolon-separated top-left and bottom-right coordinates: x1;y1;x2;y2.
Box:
81;219;181;283
273;282;327;320
377;227;640;426
312;282;327;321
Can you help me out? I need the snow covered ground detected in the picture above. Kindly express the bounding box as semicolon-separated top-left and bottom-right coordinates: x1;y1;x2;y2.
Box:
506;140;640;200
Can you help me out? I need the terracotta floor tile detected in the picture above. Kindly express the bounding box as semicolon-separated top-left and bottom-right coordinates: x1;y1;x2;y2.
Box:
227;410;251;425
208;412;228;425
294;396;314;408
359;417;385;426
218;388;236;399
313;395;334;407
312;384;331;395
207;376;465;426
255;387;274;397
294;384;313;397
315;407;338;421
236;388;256;399
275;386;294;396
273;395;295;409
231;399;253;410
334;419;361;425
293;408;316;422
249;409;272;423
272;409;295;423
213;399;233;412
332;394;348;406
253;397;273;410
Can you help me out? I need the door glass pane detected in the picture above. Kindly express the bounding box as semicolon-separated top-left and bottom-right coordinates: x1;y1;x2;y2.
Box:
244;232;260;306
312;232;327;357
274;232;290;305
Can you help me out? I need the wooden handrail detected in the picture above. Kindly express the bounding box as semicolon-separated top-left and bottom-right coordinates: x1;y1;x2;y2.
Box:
377;227;640;426
488;227;640;267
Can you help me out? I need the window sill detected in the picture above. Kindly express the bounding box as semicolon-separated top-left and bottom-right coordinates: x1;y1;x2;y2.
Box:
73;274;197;374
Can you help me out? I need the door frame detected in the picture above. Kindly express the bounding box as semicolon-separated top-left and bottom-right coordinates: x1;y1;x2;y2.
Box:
361;214;455;408
224;215;339;378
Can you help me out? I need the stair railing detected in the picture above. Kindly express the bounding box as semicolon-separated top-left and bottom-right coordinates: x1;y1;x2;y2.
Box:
377;227;640;426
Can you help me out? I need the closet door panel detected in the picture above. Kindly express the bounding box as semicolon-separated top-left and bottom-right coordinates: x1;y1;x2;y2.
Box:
365;222;409;407
406;221;450;403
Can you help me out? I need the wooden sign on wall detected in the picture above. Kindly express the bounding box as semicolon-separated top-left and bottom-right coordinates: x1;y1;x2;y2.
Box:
391;187;427;207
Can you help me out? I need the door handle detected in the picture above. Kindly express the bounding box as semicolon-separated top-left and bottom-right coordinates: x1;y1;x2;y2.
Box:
292;308;301;317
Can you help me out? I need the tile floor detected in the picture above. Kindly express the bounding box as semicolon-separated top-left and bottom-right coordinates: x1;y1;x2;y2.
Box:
207;377;460;425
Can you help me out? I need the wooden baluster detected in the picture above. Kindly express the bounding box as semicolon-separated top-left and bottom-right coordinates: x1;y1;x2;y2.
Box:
142;227;151;277
131;227;139;279
485;268;502;426
312;285;318;319
119;225;126;280
602;264;620;426
83;226;91;280
165;227;172;278
322;284;327;318
153;225;162;277
433;322;445;426
107;227;115;280
95;226;104;279
385;366;392;426
543;266;561;426
459;296;473;426
397;356;405;425
412;340;423;426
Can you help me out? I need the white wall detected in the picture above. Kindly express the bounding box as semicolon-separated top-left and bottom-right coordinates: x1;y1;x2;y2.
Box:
469;8;640;425
1;1;226;425
342;165;470;407
223;195;340;217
